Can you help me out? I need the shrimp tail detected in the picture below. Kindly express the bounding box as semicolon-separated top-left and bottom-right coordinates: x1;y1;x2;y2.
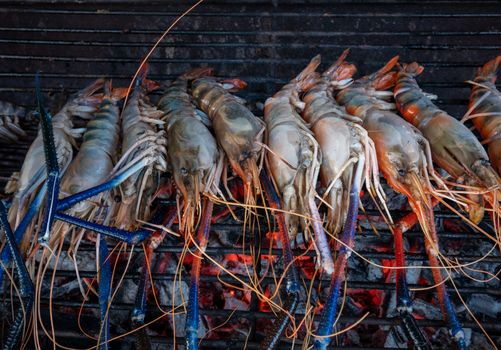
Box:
133;63;160;92
399;62;425;77
78;78;106;98
295;54;322;91
368;55;400;90
476;56;501;83
323;48;352;78
181;67;214;80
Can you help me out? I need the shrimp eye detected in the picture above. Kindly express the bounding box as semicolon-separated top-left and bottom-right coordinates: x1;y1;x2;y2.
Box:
240;151;250;162
398;169;406;177
180;167;188;175
114;195;121;203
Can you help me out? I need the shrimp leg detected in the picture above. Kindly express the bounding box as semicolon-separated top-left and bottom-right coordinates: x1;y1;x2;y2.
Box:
185;197;214;350
0;201;34;350
258;169;300;350
393;212;431;350
313;153;364;350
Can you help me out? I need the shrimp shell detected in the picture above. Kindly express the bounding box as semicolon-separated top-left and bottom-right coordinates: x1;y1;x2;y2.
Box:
191;76;263;205
158;68;221;233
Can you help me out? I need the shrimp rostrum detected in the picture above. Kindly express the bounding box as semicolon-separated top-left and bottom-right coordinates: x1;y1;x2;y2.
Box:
301;50;383;349
337;57;467;349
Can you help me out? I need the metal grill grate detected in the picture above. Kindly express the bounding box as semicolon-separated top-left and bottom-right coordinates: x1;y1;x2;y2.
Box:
1;1;501;349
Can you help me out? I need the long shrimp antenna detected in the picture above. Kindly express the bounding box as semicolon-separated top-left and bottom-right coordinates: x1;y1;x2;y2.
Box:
122;0;205;113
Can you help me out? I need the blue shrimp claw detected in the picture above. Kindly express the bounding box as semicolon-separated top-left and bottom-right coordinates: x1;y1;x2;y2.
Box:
131;207;177;350
258;170;301;350
185;198;214;350
0;201;34;350
98;235;112;350
0;185;46;287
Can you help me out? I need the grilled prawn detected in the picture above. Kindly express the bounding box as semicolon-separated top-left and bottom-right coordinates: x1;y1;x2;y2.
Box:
302;49;380;235
466;56;501;176
158;67;222;234
337;57;466;350
111;70;167;230
394;62;500;224
191;75;264;209
264;55;334;274
57;81;124;225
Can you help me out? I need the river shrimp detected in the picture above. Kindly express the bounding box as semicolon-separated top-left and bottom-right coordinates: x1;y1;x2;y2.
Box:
337;57;467;349
264;55;335;274
50;81;125;241
465;56;501;177
7;79;104;230
394;62;501;225
158;67;223;234
300;51;383;348
110;68;167;230
191;75;264;216
302;49;381;235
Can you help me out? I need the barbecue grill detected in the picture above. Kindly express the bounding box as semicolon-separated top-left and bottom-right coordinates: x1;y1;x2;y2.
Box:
0;1;500;349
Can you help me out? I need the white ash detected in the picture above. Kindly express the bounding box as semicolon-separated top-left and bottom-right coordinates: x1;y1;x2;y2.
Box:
383;326;408;348
41;279;82;298
467;294;501;319
33;249;97;272
346;328;361;346
470;331;501;350
223;290;249;311
384;262;423;318
412;299;442;320
347;258;385;283
156;280;206;338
